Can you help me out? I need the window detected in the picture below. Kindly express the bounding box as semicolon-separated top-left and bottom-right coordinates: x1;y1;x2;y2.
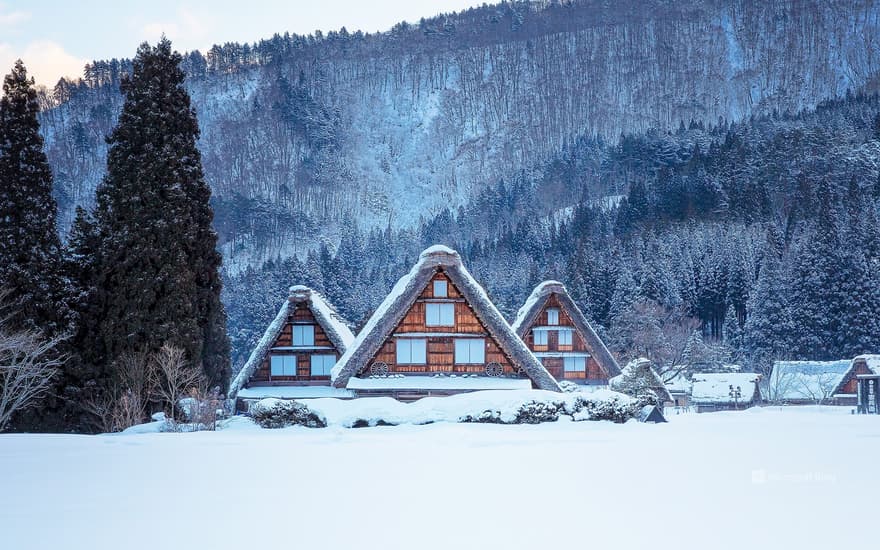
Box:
270;355;297;376
546;308;560;325
533;329;548;346
426;303;455;326
564;356;586;372
455;339;486;364
310;354;336;376
558;329;573;346
293;325;315;347
433;280;448;297
396;339;427;364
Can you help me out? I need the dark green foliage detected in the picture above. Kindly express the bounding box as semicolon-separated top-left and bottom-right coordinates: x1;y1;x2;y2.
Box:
89;39;230;390
0;61;65;333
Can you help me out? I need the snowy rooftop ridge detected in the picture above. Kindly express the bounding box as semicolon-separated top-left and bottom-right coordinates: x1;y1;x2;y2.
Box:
854;354;880;374
331;245;561;392
228;286;355;399
691;372;761;405
768;360;850;402
511;280;565;333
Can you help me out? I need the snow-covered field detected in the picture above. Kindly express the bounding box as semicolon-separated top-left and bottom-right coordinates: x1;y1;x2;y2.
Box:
1;406;877;550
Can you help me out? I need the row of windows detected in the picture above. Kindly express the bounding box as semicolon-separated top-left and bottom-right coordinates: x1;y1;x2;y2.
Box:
396;338;486;365
270;354;335;376
533;328;573;346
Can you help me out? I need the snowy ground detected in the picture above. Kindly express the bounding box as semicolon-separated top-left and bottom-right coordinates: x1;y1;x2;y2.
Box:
1;406;877;550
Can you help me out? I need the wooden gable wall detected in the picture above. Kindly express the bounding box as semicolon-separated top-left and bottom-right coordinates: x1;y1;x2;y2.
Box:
367;270;518;375
838;360;872;395
521;294;609;382
248;301;341;386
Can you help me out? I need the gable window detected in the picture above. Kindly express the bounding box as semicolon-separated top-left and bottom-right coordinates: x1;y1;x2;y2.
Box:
426;303;455;326
558;329;573;347
433;280;448;298
533;329;548;346
546;308;560;325
396;339;427;364
293;325;315;347
564;356;586;372
310;354;336;376
455;338;486;364
270;355;297;376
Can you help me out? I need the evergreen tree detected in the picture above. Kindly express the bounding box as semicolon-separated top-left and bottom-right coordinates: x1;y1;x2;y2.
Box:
90;39;230;389
744;229;790;362
0;60;64;333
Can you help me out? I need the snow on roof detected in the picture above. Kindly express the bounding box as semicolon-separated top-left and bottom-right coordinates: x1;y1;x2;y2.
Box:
237;386;355;399
768;360;850;402
419;244;457;257
512;280;621;378
664;373;691;394
511;280;564;333
228;286;355;399
854;354;880;374
691;373;761;404
331;245;560;392
346;375;534;391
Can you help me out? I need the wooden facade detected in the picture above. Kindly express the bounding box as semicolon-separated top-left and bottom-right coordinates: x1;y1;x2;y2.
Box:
516;288;618;384
247;302;342;386
367;271;519;377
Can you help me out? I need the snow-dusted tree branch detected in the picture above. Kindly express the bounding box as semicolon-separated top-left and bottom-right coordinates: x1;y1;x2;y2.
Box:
0;326;65;431
150;343;203;423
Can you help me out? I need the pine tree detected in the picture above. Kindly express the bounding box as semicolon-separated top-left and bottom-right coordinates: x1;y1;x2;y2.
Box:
744;229;790;363
90;39;230;389
0;60;65;333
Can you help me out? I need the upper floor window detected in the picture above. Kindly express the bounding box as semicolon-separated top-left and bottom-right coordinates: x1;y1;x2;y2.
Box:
546;308;560;325
310;354;336;376
426;302;455;326
558;329;573;347
397;339;427;364
433;280;448;298
533;329;548;346
455;338;485;364
293;325;315;347
270;355;297;376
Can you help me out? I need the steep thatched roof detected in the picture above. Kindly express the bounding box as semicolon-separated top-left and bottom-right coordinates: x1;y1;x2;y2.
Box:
228;286;355;399
331;245;561;392
512;281;621;378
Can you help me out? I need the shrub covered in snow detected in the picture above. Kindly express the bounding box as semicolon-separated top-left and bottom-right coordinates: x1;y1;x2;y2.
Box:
558;380;581;393
250;399;326;429
514;400;566;424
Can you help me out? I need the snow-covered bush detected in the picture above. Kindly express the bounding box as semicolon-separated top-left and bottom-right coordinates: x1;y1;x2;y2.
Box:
460;409;504;423
568;394;642;423
514;400;565;424
558;380;581;393
250;399;326;428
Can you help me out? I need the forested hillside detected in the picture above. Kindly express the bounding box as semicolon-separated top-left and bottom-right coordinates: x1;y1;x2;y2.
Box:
39;0;880;269
225;92;880;376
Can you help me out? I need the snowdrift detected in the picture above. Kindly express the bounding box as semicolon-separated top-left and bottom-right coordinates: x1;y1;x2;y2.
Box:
249;389;642;428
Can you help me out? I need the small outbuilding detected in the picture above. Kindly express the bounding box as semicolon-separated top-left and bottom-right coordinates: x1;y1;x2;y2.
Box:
638;404;667;423
831;355;880;408
691;372;762;413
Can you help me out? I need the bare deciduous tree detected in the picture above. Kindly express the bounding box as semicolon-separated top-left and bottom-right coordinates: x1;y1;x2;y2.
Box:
0;327;65;432
150;344;203;423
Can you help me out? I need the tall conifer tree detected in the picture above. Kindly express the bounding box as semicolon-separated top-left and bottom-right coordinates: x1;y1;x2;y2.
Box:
91;39;230;388
0;61;64;332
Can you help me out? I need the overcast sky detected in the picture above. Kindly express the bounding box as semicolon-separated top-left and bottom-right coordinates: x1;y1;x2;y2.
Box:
0;1;484;87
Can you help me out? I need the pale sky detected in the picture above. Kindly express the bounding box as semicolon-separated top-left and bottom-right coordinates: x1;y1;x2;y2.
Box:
0;1;484;87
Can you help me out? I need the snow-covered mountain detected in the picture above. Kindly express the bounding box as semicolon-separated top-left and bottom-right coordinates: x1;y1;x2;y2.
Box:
38;0;880;269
